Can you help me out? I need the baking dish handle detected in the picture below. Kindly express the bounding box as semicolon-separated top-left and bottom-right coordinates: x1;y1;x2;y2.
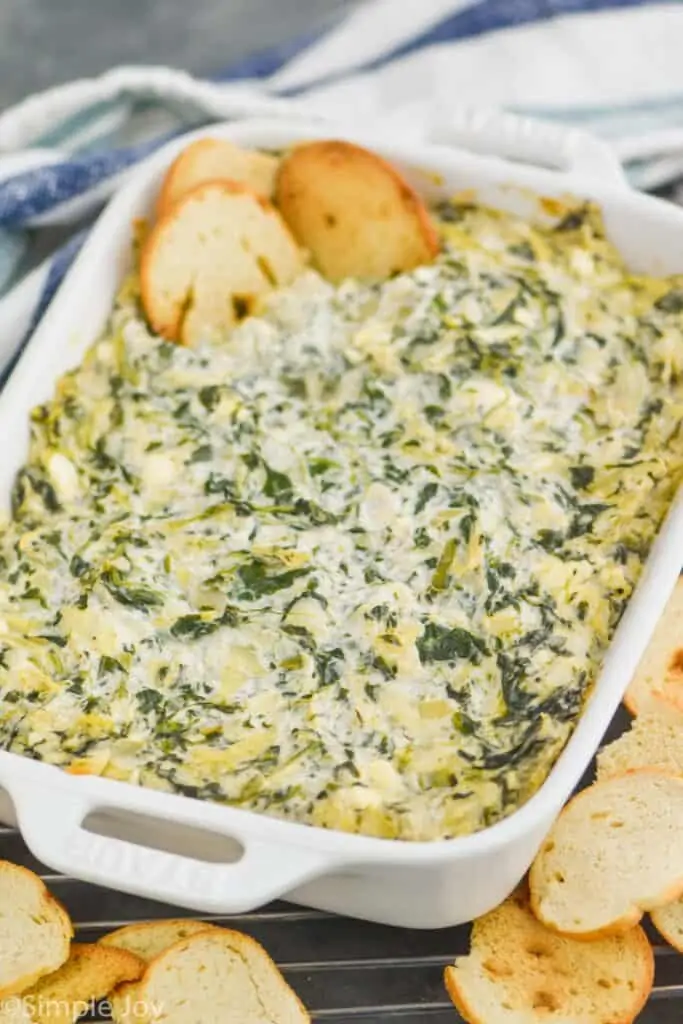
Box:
13;785;335;914
429;107;628;187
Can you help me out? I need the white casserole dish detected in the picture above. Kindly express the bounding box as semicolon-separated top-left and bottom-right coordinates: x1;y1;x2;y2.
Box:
1;111;682;930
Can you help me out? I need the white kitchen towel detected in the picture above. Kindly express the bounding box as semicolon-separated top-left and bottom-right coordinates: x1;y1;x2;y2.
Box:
1;0;683;382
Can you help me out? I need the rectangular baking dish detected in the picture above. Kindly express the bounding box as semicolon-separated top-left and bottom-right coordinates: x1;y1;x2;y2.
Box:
1;111;682;930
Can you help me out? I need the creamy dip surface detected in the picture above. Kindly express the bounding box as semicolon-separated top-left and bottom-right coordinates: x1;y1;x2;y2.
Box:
1;201;682;841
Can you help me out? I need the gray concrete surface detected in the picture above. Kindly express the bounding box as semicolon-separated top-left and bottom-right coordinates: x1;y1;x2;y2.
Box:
0;0;356;109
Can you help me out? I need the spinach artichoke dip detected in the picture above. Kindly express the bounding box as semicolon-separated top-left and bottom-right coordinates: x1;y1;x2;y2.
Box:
1;202;682;842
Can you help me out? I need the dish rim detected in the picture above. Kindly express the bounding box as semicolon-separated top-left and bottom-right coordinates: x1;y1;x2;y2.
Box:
0;114;682;874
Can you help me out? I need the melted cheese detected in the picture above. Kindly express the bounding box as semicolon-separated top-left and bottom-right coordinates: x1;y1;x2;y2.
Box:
0;201;682;841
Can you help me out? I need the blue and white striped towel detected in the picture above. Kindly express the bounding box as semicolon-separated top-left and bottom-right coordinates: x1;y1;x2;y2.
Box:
1;0;683;383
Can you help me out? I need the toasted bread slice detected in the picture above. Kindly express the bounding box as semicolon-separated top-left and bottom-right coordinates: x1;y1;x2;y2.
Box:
651;896;683;953
157;139;279;217
104;922;224;1024
110;929;309;1024
529;770;683;939
596;705;683;781
108;981;141;1024
141;180;304;346
21;943;144;1024
0;861;73;998
445;886;653;1024
624;576;683;715
100;920;223;962
275;139;438;283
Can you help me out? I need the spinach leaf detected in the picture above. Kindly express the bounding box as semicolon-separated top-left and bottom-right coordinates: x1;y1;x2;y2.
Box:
188;444;213;464
315;647;345;687
655;289;683;314
537;529;564;552
292;498;338;525
509;241;534;261
236;559;311;601
170;606;239;639
569;465;595;489
199;385;222;411
67;556;87;581
417;622;487;664
452;710;477;735
100;568;163;611
415;482;438;514
309;457;339;477
137;689;164;714
98;655;124;676
263;465;294;502
497;651;531;714
553;206;587;232
477;721;546;770
36;633;67;648
204;473;234;497
460;511;476;544
568;502;611;539
13;470;61;515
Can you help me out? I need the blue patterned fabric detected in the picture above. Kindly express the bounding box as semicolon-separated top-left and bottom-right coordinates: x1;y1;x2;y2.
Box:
0;0;682;383
0;136;180;227
277;0;654;91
